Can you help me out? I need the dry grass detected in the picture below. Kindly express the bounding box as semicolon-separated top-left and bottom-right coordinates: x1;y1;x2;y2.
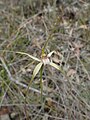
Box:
0;0;90;120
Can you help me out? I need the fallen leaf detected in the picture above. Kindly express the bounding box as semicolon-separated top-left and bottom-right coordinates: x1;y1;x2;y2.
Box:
67;69;76;77
79;25;88;29
46;98;53;107
52;56;60;64
73;42;83;57
0;107;9;115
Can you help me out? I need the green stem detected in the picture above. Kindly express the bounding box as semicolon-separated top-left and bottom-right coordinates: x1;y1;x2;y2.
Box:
40;65;44;102
43;35;51;50
42;34;52;55
42;15;60;54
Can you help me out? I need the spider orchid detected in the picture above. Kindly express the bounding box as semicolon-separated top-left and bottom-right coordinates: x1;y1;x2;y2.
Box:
16;51;65;81
15;50;65;99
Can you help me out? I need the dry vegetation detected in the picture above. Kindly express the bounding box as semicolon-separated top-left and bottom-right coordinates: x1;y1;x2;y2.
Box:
0;0;90;120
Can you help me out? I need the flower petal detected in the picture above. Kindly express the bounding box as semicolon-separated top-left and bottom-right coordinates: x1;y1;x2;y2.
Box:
16;51;41;62
32;62;43;79
49;62;65;75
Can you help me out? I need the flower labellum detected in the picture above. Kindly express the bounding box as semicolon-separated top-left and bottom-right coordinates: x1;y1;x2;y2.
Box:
41;54;50;65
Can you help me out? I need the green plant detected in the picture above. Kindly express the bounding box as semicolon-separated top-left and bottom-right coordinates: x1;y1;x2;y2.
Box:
16;49;65;98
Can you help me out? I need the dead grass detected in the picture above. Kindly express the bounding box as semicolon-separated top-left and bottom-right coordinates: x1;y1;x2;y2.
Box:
0;0;90;120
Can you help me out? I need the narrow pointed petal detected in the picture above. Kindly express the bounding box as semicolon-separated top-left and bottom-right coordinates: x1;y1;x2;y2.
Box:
16;51;41;62
49;62;65;75
33;62;43;79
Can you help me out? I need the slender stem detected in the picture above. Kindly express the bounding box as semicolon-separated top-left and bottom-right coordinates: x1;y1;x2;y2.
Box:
42;15;60;54
40;65;44;102
42;34;53;55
